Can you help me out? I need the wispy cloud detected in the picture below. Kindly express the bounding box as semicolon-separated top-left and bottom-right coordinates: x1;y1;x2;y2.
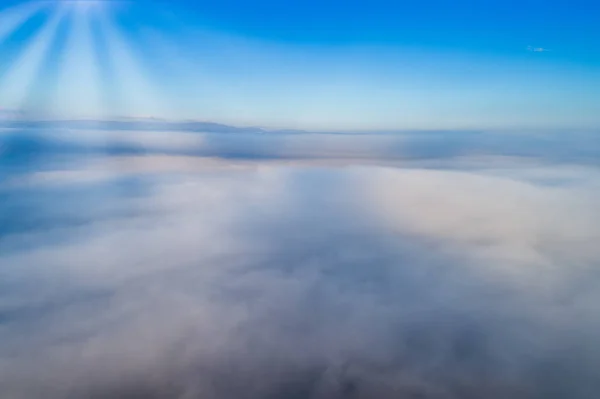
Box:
527;45;552;52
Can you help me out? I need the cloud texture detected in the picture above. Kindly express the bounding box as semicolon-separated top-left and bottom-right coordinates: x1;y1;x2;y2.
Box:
1;132;600;398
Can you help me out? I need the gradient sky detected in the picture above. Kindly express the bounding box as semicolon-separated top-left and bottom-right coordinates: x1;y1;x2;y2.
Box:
0;0;599;130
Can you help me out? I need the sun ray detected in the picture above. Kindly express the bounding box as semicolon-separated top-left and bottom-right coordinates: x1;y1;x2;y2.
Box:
18;12;70;117
51;2;106;119
89;9;124;119
129;19;208;120
0;0;48;46
0;4;67;113
95;6;169;120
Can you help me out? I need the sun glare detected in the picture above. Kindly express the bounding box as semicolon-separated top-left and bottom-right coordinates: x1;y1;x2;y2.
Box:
61;0;106;14
62;0;104;5
0;0;171;120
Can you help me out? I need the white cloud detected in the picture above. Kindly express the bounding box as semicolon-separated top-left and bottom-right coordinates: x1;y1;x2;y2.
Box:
1;158;600;398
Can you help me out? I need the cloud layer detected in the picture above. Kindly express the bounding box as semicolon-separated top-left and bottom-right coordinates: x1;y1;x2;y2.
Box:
1;133;600;398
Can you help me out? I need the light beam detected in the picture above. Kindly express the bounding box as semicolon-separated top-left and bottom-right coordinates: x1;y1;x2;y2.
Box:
52;2;104;118
0;1;48;45
95;7;170;120
0;5;67;112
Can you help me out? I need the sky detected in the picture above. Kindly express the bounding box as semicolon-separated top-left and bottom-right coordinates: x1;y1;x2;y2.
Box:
0;0;599;130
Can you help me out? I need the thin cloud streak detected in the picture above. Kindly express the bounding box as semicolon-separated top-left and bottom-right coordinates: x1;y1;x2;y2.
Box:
527;45;552;52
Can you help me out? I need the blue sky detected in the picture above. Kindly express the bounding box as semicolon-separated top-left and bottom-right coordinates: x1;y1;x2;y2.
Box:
0;0;599;130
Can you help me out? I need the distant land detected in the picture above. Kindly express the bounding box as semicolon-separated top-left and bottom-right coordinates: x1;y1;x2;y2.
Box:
0;118;296;134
